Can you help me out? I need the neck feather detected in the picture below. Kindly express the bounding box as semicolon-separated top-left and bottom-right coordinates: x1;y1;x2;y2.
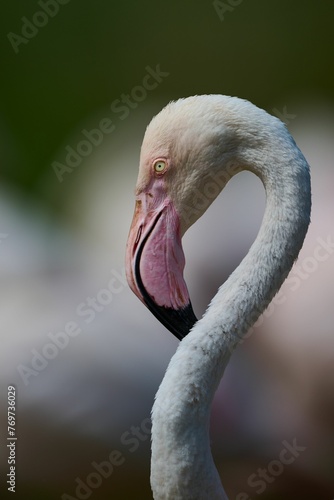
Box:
151;124;311;500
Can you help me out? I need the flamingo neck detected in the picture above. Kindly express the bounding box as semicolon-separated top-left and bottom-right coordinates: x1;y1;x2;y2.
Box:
151;128;311;499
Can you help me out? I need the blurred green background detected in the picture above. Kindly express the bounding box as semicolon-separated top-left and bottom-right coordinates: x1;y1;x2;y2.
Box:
1;0;333;199
1;1;334;499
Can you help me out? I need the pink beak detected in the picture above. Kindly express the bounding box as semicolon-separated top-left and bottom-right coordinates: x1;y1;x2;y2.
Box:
126;189;197;340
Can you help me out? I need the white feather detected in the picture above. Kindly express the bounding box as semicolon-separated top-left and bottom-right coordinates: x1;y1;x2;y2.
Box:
140;95;311;499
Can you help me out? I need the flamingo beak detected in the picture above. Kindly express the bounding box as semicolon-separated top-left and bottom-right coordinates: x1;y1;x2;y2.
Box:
126;192;197;340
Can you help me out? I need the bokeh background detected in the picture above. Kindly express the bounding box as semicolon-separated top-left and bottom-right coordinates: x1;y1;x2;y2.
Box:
1;1;334;499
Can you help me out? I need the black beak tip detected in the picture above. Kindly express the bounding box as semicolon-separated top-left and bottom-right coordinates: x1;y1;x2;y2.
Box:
145;300;198;341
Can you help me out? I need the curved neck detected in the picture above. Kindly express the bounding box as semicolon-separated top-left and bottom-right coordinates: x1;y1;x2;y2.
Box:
151;133;311;499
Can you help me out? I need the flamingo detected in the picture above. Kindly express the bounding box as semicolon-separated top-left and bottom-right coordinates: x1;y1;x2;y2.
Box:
125;95;311;499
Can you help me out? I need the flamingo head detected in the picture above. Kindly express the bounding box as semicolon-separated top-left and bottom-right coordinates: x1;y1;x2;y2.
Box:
126;96;242;340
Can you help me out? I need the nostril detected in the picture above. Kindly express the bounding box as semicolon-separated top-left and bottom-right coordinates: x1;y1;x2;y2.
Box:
133;225;142;255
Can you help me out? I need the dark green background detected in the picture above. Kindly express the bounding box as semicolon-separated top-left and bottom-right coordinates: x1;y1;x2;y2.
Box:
1;0;333;197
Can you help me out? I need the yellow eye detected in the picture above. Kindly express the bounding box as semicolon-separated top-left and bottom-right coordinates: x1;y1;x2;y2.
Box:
153;159;167;174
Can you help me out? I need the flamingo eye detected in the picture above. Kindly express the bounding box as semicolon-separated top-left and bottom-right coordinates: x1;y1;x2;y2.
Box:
153;159;167;174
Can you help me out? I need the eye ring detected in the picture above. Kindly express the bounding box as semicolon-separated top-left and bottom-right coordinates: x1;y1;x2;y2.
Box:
153;159;167;175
